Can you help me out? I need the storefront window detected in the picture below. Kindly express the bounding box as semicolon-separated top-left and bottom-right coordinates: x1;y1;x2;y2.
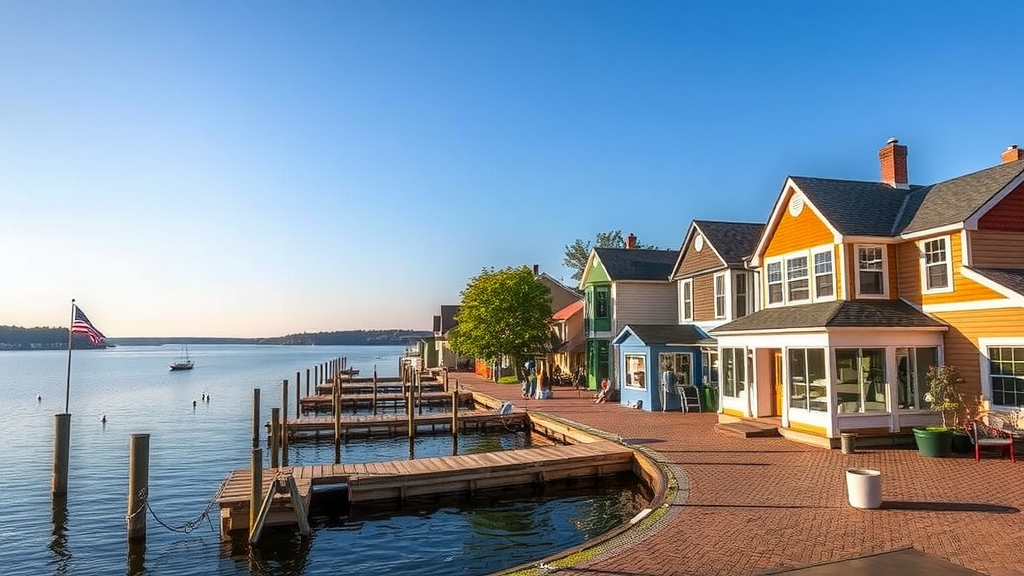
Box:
658;352;692;391
835;348;887;414
722;348;746;398
701;349;719;388
788;348;827;411
896;347;938;410
625;354;647;390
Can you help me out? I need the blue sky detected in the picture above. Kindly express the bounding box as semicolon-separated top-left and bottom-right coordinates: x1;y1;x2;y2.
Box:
1;1;1022;337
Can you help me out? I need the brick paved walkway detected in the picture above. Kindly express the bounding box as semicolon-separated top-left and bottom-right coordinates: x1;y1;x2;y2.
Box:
452;373;1024;576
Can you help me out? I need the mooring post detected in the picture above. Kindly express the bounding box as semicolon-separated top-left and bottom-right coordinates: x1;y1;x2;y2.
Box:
250;447;263;531
443;368;449;393
270;407;280;469
333;376;341;465
451;387;459;455
314;365;319;390
295;372;301;419
281;380;289;467
416;371;424;415
127;433;150;542
372;370;378;416
306;368;311;398
251;388;261;449
52;413;71;497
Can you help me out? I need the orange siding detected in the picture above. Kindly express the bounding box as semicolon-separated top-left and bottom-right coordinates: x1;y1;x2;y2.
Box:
969;230;1024;268
693;274;716;322
678;236;726;277
978;180;1024;232
834;244;844;299
886;244;898;298
933;307;1024;400
896;241;922;305
923;232;1003;305
764;190;835;258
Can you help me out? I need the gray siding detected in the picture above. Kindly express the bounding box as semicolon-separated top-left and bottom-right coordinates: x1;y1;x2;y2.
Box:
613;282;678;335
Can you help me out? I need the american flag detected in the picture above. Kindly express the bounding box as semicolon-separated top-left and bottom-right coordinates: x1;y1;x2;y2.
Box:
72;305;106;345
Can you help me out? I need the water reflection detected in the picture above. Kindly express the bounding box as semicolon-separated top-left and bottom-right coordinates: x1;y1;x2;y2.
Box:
49;496;71;576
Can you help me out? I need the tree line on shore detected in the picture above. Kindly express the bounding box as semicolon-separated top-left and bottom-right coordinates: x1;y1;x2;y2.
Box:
0;326;431;349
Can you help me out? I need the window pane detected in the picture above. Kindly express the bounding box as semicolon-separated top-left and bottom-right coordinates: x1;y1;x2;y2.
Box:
815;274;834;298
625;354;646;389
788;278;809;301
807;349;827;411
835;349;859;413
789;349;808;410
767;262;782;283
862;348;886;412
787;257;808;280
926;264;948;290
769;284;784;304
859;270;883;294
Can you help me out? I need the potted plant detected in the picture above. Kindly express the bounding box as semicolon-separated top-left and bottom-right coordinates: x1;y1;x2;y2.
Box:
913;365;966;458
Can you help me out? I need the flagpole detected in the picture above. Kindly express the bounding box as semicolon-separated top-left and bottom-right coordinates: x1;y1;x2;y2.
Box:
65;299;75;414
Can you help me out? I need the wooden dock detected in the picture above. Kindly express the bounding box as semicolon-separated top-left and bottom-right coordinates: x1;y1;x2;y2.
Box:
315;379;445;395
218;440;635;539
299;391;456;414
278;409;528;439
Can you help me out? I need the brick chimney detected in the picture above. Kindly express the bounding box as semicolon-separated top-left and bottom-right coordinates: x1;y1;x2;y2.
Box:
532;264;539;275
626;233;637;249
1002;144;1023;164
879;138;909;189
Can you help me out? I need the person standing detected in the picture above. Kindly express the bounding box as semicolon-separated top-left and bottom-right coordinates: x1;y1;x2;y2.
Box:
535;368;546;399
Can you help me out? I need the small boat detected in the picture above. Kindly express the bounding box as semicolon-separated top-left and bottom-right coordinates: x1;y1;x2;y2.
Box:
170;345;194;371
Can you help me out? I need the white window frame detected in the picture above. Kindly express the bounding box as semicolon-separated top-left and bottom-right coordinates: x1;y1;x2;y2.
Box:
811;247;836;301
764;244;835;306
733;271;749;318
855;244;889;299
681;279;693;322
714;272;727;319
979;338;1024;408
624;353;648;390
920;236;954;294
785;255;810;303
766;262;784;306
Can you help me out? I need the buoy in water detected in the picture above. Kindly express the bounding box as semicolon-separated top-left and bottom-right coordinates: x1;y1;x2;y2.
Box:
101;415;107;424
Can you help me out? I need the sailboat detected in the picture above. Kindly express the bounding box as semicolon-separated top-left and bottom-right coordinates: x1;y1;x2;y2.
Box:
169;345;194;371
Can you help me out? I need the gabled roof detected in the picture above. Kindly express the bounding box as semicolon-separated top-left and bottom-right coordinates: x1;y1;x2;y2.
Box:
968;268;1024;298
789;177;920;237
438;305;460;335
693;220;764;266
898;160;1024;234
711;300;946;334
592;248;678;282
552;300;584;321
616;324;708;346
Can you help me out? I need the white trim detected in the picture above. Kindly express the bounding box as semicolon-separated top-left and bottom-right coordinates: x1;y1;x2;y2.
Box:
978;337;1024;408
811;246;837;302
964;170;1024;230
680;279;694;322
854;244;890;299
900;222;964;241
751;179;843;267
960;266;1024;301
923;298;1024;313
713;272;728;319
765;260;784;307
839;243;848;300
961;230;971;268
712;325;947;337
732;270;750;319
671;221;728;280
919;235;954;295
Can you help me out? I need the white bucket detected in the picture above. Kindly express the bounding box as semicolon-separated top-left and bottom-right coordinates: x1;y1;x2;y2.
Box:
845;468;882;509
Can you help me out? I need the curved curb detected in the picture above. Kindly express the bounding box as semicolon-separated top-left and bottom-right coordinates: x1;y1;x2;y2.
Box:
494;411;691;576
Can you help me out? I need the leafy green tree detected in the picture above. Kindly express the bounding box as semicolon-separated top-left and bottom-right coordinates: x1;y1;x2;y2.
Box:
447;266;553;377
562;230;660;282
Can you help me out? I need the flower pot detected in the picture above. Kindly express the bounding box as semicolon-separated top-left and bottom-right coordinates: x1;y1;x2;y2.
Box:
913;427;953;458
845;468;882;509
951;431;973;453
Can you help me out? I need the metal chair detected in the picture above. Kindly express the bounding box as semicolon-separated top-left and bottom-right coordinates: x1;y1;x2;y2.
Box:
965;419;1015;462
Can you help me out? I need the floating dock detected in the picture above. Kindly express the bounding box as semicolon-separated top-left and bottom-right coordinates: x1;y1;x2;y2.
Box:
217;439;636;540
299;391;456;414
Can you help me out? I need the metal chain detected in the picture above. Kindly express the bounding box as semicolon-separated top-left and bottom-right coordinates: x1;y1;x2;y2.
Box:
124;484;224;534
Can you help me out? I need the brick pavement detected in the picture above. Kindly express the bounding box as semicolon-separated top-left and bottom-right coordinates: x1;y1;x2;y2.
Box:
452;372;1024;576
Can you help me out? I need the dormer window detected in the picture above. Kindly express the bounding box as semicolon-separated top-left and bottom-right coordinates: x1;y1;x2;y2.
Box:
813;249;834;299
767;262;783;304
922;237;952;293
786;256;809;302
856;245;888;298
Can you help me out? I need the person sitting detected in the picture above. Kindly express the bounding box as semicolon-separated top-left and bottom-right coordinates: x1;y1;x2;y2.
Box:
595;378;611;403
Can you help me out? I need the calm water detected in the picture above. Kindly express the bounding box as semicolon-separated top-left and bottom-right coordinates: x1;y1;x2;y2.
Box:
0;345;643;576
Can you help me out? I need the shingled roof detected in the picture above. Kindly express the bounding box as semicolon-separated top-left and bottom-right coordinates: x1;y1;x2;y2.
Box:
594;248;678;281
617;324;708;346
693;220;765;266
788;158;1024;238
711;300;946;334
968;268;1024;298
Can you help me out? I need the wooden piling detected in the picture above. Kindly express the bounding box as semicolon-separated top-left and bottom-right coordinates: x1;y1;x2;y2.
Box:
372;371;378;416
296;372;301;418
416;371;423;415
270;408;280;469
306;368;311;397
315;365;319;389
127;433;150;542
249;447;263;530
51;413;71;496
451;388;459;455
333;375;341;464
251;389;261;449
281;380;289;467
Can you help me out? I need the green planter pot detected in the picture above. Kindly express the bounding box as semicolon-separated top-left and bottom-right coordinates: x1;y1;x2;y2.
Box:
913;427;953;458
